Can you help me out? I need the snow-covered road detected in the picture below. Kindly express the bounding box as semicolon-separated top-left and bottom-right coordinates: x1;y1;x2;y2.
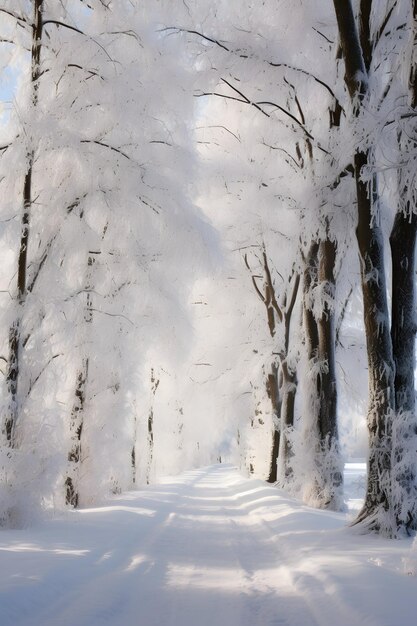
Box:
1;464;416;626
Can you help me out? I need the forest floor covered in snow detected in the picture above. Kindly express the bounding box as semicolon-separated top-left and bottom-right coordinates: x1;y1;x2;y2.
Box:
1;464;417;626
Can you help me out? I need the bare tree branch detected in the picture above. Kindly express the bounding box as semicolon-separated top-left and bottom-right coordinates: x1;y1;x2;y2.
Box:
196;124;241;142
251;275;266;303
221;78;271;117
161;27;230;51
89;308;135;326
336;286;353;347
80;139;132;161
262;250;283;323
244;253;266;303
43;20;114;62
261;141;299;169
0;9;29;27
162;26;342;110
27;354;62;397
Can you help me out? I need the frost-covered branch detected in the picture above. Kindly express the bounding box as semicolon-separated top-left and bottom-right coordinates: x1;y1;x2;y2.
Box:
197;78;328;153
27;354;62;397
0;8;28;27
80;139;133;162
163;26;342;109
335;286;353;348
43;20;114;63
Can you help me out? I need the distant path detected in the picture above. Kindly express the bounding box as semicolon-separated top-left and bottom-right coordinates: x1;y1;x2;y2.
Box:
0;465;415;626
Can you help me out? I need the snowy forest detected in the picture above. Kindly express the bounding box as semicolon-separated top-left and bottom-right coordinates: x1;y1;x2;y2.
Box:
0;0;417;547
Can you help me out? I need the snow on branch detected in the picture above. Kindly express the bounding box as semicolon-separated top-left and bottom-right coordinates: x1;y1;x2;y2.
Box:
162;26;342;109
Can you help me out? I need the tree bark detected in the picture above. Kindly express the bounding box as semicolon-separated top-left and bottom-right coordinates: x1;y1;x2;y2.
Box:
65;254;95;507
390;0;417;415
390;212;417;413
302;239;342;508
275;270;299;485
317;238;343;507
146;368;159;485
386;4;417;528
4;0;44;446
359;0;373;73
266;362;281;483
245;249;299;485
317;239;338;443
277;360;297;481
353;155;395;528
65;359;89;508
303;242;319;362
333;0;397;532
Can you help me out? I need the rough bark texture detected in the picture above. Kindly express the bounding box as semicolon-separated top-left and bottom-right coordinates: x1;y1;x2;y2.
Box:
266;363;281;483
277;360;297;481
333;0;398;532
317;239;342;507
303;242;319;363
301;241;320;491
317;239;338;443
333;0;367;101
359;0;373;72
390;212;417;413
354;152;395;527
302;240;342;508
276;272;299;484
390;0;417;415
65;254;95;507
386;3;417;529
411;0;417;110
65;360;89;508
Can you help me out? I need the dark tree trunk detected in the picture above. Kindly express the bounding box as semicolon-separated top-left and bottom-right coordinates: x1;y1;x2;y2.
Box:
317;238;343;507
317;239;338;443
390;0;417;415
147;408;154;485
303;242;319;362
389;210;417;530
390;212;417;413
333;0;397;532
277;360;297;481
353;154;395;528
267;429;280;483
245;249;299;485
4;0;44;446
65;254;95;507
387;6;417;528
298;242;321;490
359;0;373;72
146;368;159;485
65;359;89;508
276;270;299;485
266;362;281;483
302;240;342;508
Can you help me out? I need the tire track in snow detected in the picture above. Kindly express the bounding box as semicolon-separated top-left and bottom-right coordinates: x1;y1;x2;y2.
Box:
250;508;385;626
167;466;321;626
1;464;397;626
225;508;320;626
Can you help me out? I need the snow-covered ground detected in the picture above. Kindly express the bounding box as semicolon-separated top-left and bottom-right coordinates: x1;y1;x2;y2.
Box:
1;463;417;626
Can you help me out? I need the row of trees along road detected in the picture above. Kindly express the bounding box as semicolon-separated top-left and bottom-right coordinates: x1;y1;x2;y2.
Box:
0;0;416;538
0;0;209;523
172;0;417;537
